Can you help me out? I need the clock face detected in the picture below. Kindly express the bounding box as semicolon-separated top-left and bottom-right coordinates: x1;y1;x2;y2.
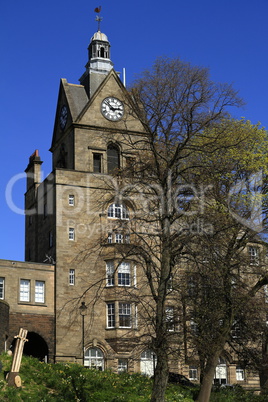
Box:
101;97;124;121
59;105;68;130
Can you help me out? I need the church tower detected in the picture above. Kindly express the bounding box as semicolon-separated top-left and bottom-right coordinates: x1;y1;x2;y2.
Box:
24;12;149;371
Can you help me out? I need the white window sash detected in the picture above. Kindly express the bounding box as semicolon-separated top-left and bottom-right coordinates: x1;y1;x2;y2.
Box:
106;261;115;286
69;195;75;206
69;269;75;285
20;279;30;302
35;281;45;303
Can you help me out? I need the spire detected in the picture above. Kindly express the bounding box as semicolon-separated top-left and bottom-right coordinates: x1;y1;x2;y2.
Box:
79;7;113;97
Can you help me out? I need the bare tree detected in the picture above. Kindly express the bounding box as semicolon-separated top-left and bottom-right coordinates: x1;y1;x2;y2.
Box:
117;57;244;402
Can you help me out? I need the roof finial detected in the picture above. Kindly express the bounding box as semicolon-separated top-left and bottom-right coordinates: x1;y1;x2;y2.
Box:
94;6;102;31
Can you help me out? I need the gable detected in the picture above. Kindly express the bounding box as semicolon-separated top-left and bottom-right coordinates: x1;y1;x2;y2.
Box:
76;70;147;134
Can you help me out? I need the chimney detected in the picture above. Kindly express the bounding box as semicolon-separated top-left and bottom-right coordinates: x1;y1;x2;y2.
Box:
25;150;43;191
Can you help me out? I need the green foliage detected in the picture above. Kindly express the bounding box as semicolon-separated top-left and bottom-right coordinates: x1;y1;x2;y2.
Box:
0;354;266;402
0;354;194;402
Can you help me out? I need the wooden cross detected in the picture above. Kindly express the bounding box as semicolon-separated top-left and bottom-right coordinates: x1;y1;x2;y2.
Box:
7;328;28;387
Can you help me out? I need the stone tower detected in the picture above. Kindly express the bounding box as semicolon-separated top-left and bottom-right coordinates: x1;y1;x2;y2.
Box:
24;23;149;371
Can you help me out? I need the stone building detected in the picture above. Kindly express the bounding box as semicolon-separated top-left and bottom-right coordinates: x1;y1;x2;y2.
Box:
0;23;264;389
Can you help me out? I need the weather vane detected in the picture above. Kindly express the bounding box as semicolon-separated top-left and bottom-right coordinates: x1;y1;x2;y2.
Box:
94;6;102;31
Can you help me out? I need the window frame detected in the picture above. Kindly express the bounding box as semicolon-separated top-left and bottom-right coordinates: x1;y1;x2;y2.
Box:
107;302;115;328
68;194;75;206
20;279;30;302
118;262;131;287
0;277;4;299
119;302;131;328
107;144;120;174
69;269;75;285
248;246;259;265
35;280;45;303
84;347;104;370
106;261;115;286
236;366;245;381
118;359;128;373
93;153;102;173
166;306;175;332
69;227;75;241
107;203;129;220
189;366;198;381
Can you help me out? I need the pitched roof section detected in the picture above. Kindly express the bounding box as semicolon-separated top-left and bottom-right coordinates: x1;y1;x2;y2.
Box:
50;79;88;149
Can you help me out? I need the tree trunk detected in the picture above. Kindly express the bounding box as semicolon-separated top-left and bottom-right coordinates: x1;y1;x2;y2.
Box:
196;351;222;402
150;230;171;402
259;368;268;395
151;347;169;402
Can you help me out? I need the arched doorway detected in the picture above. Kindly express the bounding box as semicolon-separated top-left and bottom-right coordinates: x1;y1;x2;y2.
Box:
11;332;49;361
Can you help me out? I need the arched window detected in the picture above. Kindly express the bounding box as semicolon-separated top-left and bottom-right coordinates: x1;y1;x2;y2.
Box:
107;203;129;220
107;144;120;174
214;357;227;385
84;347;104;370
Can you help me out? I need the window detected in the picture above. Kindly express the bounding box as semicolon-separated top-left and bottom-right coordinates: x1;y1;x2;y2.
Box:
107;144;120;173
166;306;175;331
214;357;227;385
35;281;45;303
69;228;75;241
69;269;75;285
115;233;123;243
49;231;53;248
107;231;130;244
107;204;129;220
107;303;115;328
141;350;156;377
93;153;102;173
189;366;198;381
118;359;128;373
0;278;4;299
106;261;133;287
190;320;198;334
84;348;104;370
249;246;259;265
236;366;245;381
118;262;130;286
106;261;115;286
20;279;30;302
119;302;131;328
69;195;75;206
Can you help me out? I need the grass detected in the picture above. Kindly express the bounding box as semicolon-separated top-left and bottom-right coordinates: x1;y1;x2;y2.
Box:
0;353;267;401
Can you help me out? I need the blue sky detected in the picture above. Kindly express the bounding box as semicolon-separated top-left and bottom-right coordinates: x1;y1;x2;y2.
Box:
1;0;268;261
